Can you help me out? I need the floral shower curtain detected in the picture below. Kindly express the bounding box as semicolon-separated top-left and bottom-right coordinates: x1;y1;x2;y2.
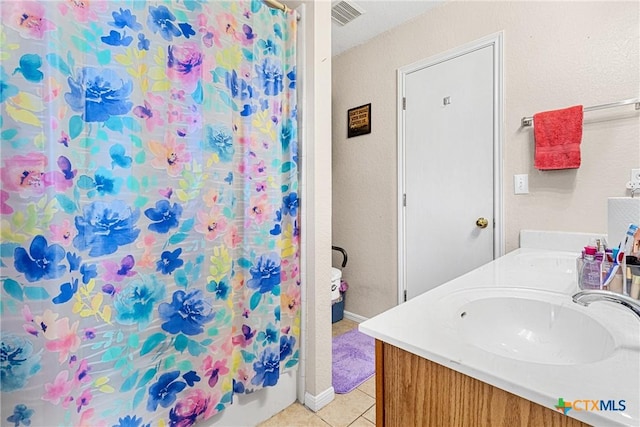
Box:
0;1;299;425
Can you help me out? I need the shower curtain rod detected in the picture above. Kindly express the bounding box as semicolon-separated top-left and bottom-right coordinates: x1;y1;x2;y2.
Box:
263;0;301;20
521;98;640;127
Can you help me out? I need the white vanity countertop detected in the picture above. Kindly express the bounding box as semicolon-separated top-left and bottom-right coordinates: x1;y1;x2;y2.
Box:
359;248;640;426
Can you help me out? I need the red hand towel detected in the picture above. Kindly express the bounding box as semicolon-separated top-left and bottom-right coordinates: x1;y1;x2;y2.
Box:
533;105;583;170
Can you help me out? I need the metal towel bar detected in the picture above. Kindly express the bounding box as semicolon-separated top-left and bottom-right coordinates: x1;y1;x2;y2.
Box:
521;98;640;127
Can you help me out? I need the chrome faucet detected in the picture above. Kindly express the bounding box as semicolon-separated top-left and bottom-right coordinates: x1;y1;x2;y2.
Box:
572;290;640;320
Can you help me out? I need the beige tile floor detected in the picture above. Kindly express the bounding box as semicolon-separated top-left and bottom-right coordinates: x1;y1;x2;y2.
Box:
259;319;376;427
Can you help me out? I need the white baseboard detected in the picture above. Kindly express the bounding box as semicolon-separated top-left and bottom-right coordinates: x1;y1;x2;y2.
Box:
304;386;335;412
344;310;368;323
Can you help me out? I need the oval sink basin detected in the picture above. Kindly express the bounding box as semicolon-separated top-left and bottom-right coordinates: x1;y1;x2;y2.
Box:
456;294;616;365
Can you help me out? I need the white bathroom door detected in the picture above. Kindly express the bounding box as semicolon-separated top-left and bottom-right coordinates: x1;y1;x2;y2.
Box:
401;38;501;301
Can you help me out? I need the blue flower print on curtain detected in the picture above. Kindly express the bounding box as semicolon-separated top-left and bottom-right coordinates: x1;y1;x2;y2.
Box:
91;167;123;197
0;1;299;425
147;5;182;41
0;335;41;392
226;70;254;100
247;253;281;294
112;415;150;427
144;200;182;233
156;248;184;274
280;335;296;360
6;404;36;427
80;263;97;284
257;58;284;96
113;275;166;328
204;125;235;162
110;8;143;32
159;289;215;336
65;67;134;122
251;347;280;387
283;192;299;217
1;67;20;102
147;371;186;412
13;236;66;282
73;201;140;257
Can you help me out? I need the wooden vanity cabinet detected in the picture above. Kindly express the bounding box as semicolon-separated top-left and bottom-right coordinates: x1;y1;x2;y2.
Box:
375;340;589;427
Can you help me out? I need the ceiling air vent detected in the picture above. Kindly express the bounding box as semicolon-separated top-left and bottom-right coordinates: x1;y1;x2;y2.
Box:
331;1;365;26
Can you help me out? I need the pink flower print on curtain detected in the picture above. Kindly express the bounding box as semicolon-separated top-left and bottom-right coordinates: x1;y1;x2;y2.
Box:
167;42;203;93
1;153;49;198
2;1;56;39
148;137;192;177
0;1;299;425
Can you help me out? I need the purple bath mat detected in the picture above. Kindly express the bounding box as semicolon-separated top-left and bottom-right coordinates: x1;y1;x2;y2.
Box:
332;329;375;394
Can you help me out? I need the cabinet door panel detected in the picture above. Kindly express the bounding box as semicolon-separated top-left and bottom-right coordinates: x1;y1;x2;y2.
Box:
376;342;588;427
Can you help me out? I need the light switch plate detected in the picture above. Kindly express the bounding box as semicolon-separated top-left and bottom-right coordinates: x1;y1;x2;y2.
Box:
627;168;640;192
514;174;529;194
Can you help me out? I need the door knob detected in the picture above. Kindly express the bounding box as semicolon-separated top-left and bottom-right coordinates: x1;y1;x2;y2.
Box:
476;217;489;229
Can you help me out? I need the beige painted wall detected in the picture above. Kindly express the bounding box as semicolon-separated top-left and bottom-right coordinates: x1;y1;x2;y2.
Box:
332;1;640;319
300;0;333;404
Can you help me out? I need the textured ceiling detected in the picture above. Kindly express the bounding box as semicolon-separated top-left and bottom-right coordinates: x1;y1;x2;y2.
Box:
332;0;445;56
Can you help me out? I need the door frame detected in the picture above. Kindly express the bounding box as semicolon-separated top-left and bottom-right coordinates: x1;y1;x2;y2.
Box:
396;32;505;304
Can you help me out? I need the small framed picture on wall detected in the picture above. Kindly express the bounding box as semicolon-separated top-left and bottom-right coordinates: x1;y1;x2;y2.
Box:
347;103;371;138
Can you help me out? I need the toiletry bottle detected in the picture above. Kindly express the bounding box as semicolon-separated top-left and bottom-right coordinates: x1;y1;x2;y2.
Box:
608;248;623;294
609;268;624;294
595;251;609;289
629;261;640;299
580;246;601;289
631;275;640;300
